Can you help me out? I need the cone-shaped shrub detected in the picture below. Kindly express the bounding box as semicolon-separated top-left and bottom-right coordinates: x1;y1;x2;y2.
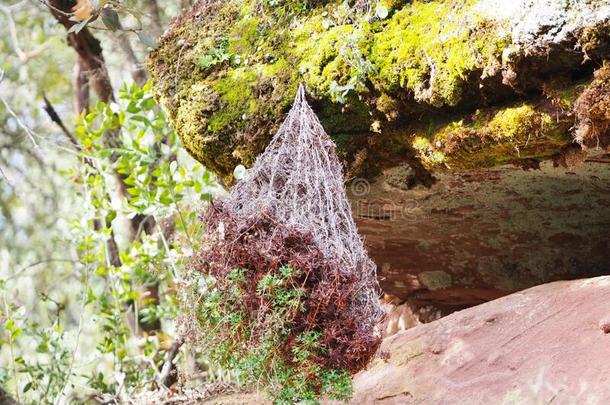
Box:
189;84;384;403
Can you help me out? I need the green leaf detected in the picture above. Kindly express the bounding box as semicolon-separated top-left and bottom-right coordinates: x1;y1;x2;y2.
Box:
130;115;152;126
197;54;215;69
136;31;157;49
126;101;140;113
105;210;117;224
100;8;120;31
159;191;173;205
67;17;92;34
36;342;49;353
127;187;140;196
141;97;156;110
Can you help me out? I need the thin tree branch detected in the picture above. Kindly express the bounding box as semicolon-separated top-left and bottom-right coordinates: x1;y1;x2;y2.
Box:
159;337;185;387
8;259;82;281
0;69;39;147
42;94;79;147
114;24;147;86
0;165;13;190
46;0;115;105
0;1;50;62
0;97;40;148
143;0;163;38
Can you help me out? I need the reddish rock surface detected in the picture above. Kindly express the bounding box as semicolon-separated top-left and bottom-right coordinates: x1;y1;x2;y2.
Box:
351;276;610;404
352;160;610;312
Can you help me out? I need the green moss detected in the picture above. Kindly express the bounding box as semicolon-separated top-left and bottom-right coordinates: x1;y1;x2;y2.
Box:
209;69;258;134
148;0;580;180
171;83;237;178
487;105;553;141
295;20;353;94
148;0;512;176
377;0;409;13
295;17;374;97
410;102;571;170
370;0;508;107
227;16;261;56
412;136;446;166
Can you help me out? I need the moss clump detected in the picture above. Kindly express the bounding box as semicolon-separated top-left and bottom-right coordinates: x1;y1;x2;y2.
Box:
208;69;258;134
410;102;571;170
295;17;374;97
148;0;598;181
147;0;516;179
419;271;453;291
370;0;508;107
487;105;554;141
412;136;446;166
580;22;610;59
575;63;610;147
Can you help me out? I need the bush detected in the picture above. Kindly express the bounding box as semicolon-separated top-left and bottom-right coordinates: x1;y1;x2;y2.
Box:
187;202;380;403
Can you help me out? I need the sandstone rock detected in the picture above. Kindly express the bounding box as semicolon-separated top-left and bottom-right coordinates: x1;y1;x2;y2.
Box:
355;159;610;308
351;276;610;404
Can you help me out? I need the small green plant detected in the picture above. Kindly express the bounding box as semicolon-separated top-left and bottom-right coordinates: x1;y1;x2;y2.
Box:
329;24;377;103
191;265;354;404
197;38;233;69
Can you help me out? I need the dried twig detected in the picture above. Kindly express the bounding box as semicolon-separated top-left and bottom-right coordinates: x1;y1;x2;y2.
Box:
159;337;185;388
0;69;39;148
42;94;79;149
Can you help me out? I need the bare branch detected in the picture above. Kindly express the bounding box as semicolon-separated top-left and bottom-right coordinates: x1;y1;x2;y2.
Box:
0;1;49;62
0;165;13;190
46;1;114;104
0;70;39;148
143;0;163;38
114;25;147;86
159;337;185;387
72;57;90;116
8;258;82;281
42;94;79;148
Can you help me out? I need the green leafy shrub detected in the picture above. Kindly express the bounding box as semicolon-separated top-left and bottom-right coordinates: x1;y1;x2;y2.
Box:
0;82;219;403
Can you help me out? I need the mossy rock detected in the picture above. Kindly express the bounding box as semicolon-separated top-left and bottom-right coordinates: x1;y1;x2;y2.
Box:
410;101;572;170
147;0;610;182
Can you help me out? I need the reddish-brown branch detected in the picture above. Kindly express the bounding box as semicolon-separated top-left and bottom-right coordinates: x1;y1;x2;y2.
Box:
48;1;114;103
72;56;90;115
42;94;77;147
